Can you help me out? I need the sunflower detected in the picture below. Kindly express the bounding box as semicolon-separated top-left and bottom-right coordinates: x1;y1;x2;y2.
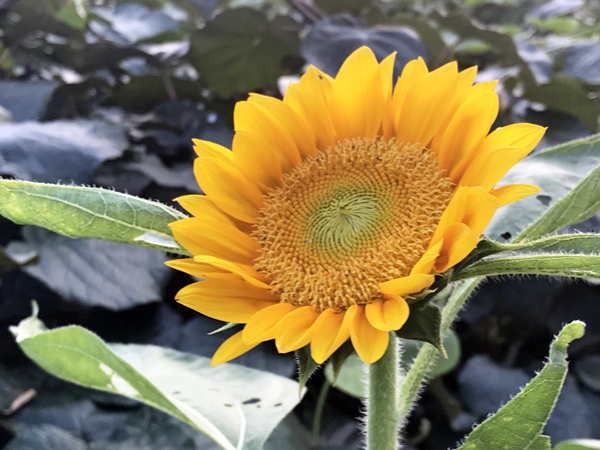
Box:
167;46;545;366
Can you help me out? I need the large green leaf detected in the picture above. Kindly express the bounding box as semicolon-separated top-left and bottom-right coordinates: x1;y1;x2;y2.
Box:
517;162;600;241
189;8;300;97
0;179;189;255
456;321;585;450
10;304;301;450
7;226;170;310
486;134;600;242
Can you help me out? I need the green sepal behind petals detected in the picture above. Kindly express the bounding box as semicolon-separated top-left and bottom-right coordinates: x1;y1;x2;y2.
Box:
295;345;320;393
396;301;444;355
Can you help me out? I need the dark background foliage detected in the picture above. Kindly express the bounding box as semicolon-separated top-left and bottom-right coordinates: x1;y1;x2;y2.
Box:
1;0;600;448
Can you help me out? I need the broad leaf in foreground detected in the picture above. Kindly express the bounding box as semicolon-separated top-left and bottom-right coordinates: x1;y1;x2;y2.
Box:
10;304;301;450
455;321;585;450
0;179;189;255
487;134;600;242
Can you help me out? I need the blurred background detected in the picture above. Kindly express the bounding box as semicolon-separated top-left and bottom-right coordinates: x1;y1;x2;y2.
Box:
1;0;600;449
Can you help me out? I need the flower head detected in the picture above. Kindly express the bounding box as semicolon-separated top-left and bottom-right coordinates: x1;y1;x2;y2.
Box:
167;47;545;366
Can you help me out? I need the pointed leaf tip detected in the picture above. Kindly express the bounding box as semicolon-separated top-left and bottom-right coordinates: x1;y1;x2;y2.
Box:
555;321;585;347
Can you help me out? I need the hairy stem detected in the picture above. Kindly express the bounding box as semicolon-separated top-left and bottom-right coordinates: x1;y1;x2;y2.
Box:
397;278;482;420
367;332;399;450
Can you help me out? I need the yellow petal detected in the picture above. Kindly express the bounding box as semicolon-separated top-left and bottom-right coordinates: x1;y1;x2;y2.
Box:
274;306;320;353
300;65;334;102
396;61;460;147
176;280;276;323
248;93;317;159
348;305;389;364
165;258;233;280
310;308;351;364
450;123;545;181
177;277;274;300
458;146;533;191
194;157;264;223
284;81;337;151
434;222;479;272
490;183;541;207
330;46;384;140
412;240;444;275
391;57;429;130
436;90;499;175
365;295;410;331
242;303;297;345
234;100;301;170
194;255;271;289
379;52;397;140
212;331;258;367
477;123;546;154
379;273;435;297
379;52;396;99
192;139;234;161
176;195;232;223
232;130;283;190
170;217;260;265
431;186;499;246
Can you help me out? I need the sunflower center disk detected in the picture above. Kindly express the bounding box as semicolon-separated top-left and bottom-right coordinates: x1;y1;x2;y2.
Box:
252;138;455;312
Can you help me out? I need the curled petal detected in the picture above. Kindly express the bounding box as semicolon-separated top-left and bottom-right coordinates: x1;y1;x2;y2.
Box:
348;305;389;364
379;273;435;297
365;295;410;332
434;222;480;273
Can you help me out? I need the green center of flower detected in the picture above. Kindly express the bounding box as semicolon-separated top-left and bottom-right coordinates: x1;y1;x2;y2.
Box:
253;138;455;312
303;186;391;259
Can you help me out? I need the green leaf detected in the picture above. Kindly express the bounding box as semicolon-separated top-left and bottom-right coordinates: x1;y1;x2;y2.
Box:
295;345;319;393
7;226;170;310
528;16;579;34
0;180;190;255
524;76;598;132
453;252;600;281
518;162;600;241
453;234;600;281
487;134;600;242
431;11;539;88
554;439;600;450
324;353;365;399
508;233;600;254
456;321;585;450
57;0;88;29
189;8;300;97
400;329;461;379
396;302;444;354
530;435;552;450
10;305;301;450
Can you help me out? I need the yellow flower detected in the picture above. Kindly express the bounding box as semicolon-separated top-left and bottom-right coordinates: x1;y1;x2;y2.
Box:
167;46;545;366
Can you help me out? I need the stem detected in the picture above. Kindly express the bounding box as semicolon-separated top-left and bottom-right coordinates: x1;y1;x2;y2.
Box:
397;277;482;420
311;379;331;443
367;332;399;450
